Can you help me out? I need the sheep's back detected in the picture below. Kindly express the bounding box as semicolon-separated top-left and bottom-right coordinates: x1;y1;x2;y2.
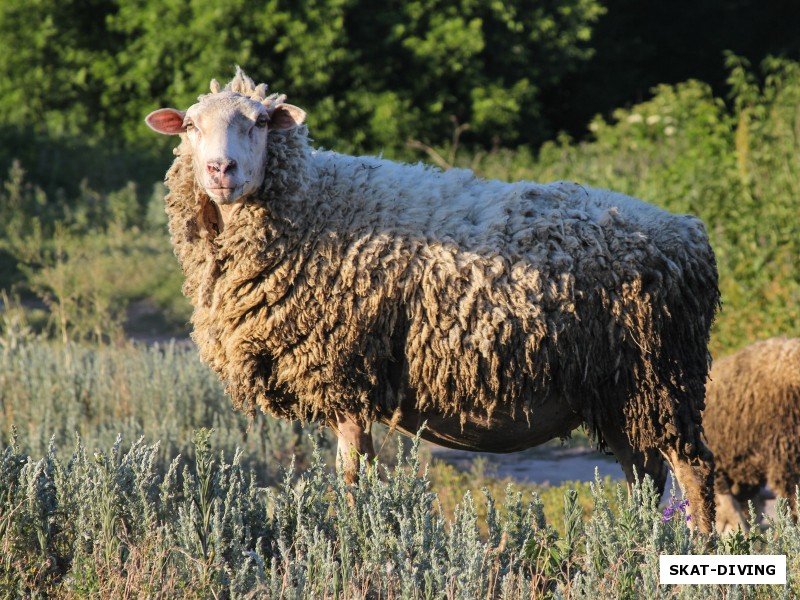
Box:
308;155;718;451
394;179;716;447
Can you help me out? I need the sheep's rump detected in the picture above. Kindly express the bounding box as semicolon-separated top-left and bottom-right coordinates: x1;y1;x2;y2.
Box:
704;337;800;495
164;127;719;456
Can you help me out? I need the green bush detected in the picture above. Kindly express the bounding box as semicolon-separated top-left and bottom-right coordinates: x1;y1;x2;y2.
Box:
0;162;190;341
0;0;604;166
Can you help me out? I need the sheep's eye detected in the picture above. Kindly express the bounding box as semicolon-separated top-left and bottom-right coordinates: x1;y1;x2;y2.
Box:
183;119;194;130
255;115;269;128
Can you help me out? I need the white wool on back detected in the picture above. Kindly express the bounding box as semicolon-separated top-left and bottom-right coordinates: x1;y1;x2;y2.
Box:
310;148;700;247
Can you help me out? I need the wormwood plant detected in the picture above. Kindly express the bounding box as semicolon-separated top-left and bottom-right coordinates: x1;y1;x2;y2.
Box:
0;325;337;484
2;333;799;597
0;429;798;598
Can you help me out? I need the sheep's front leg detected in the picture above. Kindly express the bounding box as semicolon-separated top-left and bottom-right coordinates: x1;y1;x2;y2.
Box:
332;412;375;484
661;447;716;534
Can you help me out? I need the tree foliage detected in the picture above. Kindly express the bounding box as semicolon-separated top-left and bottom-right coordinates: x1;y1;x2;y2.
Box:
0;0;603;160
0;0;115;138
2;1;799;193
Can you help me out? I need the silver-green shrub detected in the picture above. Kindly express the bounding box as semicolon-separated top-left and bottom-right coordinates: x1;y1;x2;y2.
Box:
0;327;336;485
2;332;800;597
2;430;799;598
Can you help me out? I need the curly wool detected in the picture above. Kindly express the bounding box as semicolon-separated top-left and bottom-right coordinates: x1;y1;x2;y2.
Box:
163;118;719;457
704;337;800;501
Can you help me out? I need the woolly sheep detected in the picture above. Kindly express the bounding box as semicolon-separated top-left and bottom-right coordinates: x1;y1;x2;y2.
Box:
703;337;800;531
146;68;721;532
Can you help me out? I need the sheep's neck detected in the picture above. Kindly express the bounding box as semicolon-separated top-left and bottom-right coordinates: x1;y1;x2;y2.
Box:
215;201;245;232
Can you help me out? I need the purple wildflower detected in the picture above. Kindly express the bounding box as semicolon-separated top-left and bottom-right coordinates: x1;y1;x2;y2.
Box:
662;496;691;524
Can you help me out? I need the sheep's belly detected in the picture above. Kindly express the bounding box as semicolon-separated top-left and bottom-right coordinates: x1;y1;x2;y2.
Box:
383;399;583;453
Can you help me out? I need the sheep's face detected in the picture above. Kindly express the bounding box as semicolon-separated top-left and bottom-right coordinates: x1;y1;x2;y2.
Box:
146;88;305;223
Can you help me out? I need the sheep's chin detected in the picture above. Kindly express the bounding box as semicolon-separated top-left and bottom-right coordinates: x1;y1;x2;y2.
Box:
206;187;242;203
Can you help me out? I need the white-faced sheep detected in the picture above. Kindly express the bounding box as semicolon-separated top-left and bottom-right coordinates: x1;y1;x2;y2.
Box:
146;68;721;532
703;337;800;531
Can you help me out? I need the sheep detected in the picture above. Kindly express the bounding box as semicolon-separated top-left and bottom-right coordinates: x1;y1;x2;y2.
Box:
703;337;800;531
145;68;721;532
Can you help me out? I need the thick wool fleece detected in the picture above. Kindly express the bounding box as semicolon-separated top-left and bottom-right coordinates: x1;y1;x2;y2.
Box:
704;337;800;501
163;123;719;457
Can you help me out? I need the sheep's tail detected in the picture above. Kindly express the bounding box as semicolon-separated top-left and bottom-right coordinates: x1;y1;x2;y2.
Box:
376;407;405;459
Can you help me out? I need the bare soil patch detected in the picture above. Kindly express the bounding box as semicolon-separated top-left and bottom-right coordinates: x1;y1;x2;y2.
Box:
425;442;625;486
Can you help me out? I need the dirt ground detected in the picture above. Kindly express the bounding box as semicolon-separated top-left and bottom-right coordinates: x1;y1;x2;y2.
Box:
424;442;625;486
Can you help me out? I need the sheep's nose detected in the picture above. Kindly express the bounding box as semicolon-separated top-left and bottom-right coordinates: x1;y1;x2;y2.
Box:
206;159;237;175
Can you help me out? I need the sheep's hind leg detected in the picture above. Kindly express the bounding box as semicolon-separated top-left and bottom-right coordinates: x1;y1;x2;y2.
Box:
661;447;715;534
768;468;799;521
332;412;376;484
714;476;748;533
601;427;667;498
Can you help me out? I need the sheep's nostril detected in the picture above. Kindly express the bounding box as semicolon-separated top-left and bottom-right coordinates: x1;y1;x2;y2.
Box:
206;160;237;175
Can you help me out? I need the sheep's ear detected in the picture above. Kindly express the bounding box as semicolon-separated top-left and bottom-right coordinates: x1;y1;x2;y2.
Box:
145;108;187;135
268;104;306;131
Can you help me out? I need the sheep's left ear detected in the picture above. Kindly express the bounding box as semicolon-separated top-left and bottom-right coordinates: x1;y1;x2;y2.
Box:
145;108;187;134
268;104;306;131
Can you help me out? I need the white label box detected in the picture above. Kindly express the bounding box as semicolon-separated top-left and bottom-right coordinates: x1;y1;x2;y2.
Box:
660;555;786;585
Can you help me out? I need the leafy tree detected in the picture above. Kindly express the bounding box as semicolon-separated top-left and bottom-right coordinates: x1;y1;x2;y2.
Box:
0;0;605;162
548;0;800;139
0;0;115;138
0;0;137;194
95;0;604;154
319;0;606;151
96;0;354;144
2;0;799;176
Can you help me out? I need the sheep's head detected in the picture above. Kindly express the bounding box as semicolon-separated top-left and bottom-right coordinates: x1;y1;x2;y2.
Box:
145;67;306;225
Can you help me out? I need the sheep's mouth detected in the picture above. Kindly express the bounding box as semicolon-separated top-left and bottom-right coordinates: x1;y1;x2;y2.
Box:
207;186;240;202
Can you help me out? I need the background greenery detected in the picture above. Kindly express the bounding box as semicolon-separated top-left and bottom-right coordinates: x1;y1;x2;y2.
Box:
0;0;798;192
2;52;800;356
2;2;800;595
